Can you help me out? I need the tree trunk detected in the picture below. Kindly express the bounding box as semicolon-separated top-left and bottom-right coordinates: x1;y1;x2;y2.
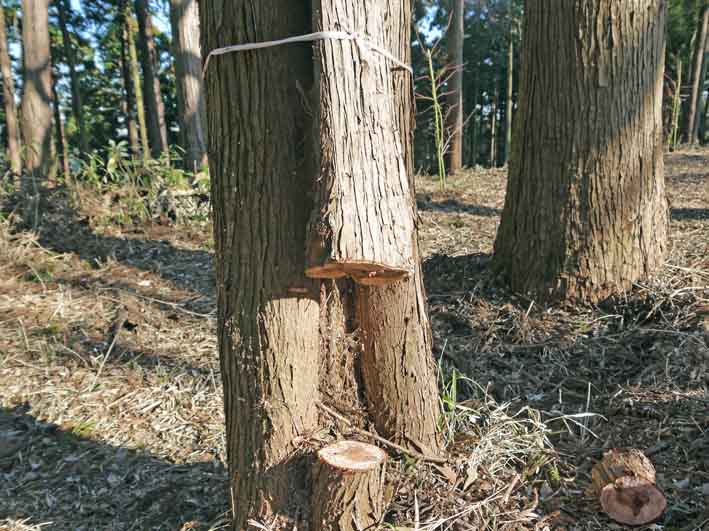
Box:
692;7;709;143
57;0;88;155
355;0;442;454
202;2;320;528
685;4;709;144
306;0;416;286
489;88;497;168
0;6;21;175
119;10;140;159
311;441;386;531
202;1;442;528
504;38;514;166
445;0;464;174
52;79;70;180
126;10;149;161
493;0;668;303
20;0;54;181
169;0;207;173
134;0;168;158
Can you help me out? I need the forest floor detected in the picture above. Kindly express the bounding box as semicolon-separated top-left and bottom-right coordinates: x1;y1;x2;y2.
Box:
0;150;707;531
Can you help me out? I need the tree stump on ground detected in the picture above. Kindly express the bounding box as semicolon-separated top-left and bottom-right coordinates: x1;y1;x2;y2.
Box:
311;440;387;531
591;448;667;526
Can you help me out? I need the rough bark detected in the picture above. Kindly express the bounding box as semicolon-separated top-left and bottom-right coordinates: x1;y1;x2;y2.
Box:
169;0;207;172
20;0;54;181
0;6;21;174
591;448;666;526
311;441;386;531
57;0;88;155
685;4;709;144
306;0;415;286
493;0;668;303
446;0;464;174
201;2;319;529
134;0;168;158
355;0;442;455
119;11;140;159
126;10;149;161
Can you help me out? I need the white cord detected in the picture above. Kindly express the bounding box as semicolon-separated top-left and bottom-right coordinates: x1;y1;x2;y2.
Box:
202;30;413;77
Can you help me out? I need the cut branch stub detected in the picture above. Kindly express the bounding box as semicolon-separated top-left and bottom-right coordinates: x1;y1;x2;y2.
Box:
591;448;667;526
311;441;387;531
305;1;415;287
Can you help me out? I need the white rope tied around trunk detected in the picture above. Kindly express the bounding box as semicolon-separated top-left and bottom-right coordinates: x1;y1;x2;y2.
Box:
202;30;413;77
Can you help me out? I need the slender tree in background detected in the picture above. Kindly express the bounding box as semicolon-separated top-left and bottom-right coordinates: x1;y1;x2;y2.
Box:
685;2;709;144
118;15;140;159
20;0;55;180
489;85;497;167
0;5;21;174
446;0;464;173
494;0;668;302
503;25;514;165
201;0;441;528
691;4;709;143
52;78;70;179
124;5;149;161
134;0;168;158
57;0;88;155
169;0;207;172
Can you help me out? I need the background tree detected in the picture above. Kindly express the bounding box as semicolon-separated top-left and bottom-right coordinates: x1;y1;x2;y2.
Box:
0;4;21;174
169;0;206;172
134;0;167;158
20;0;54;180
685;2;709;143
494;0;669;302
445;0;464;173
57;0;88;156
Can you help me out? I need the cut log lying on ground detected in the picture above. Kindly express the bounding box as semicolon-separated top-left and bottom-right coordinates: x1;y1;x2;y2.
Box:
311;440;387;531
591;448;667;526
305;1;415;287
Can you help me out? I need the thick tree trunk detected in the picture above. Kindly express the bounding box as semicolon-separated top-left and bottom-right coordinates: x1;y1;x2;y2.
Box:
134;0;168;158
355;0;442;454
0;6;21;175
203;2;443;528
126;11;149;161
169;0;207;173
493;0;668;303
446;0;464;174
57;0;88;155
306;0;416;286
119;12;140;159
685;4;709;144
20;0;54;181
311;441;386;531
202;2;320;529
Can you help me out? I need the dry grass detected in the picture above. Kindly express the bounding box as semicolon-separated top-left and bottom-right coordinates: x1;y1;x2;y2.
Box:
1;148;707;530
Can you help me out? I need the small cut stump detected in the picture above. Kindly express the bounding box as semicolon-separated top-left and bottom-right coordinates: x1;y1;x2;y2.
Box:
311;441;387;531
591;448;667;526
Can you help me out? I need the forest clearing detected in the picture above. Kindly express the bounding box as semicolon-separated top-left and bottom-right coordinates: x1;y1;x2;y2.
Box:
0;149;707;530
1;0;709;530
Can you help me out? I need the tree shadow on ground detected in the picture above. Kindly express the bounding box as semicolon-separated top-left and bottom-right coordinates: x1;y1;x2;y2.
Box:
1;185;216;314
0;403;229;531
671;207;709;221
416;194;502;217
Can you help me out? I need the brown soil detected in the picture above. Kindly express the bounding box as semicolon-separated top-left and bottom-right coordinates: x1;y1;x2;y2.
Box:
0;149;707;531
